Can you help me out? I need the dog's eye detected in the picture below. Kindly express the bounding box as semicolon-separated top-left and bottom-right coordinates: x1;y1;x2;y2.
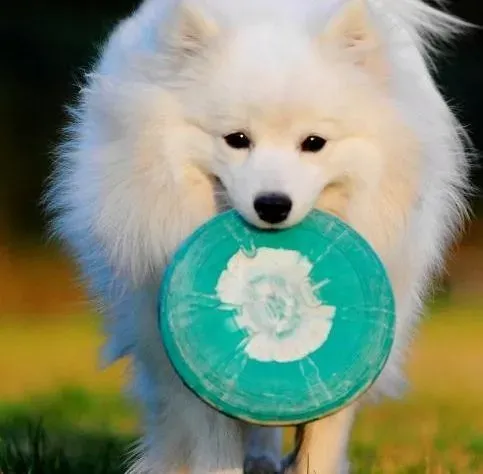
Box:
223;132;251;150
300;135;327;153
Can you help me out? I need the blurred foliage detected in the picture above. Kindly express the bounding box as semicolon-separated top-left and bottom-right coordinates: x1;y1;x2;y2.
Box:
0;0;482;243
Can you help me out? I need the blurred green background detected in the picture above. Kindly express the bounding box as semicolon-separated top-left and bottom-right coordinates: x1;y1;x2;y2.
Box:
0;1;482;473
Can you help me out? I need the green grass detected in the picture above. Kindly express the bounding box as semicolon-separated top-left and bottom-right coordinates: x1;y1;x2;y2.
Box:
0;387;136;434
1;300;482;473
1;396;482;474
0;389;137;474
0;421;131;474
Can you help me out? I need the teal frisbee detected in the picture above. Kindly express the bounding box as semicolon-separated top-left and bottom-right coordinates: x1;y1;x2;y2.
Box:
159;210;395;426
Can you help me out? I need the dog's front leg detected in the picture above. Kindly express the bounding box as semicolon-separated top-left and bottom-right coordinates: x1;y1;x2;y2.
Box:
243;426;283;474
189;408;244;474
285;403;356;474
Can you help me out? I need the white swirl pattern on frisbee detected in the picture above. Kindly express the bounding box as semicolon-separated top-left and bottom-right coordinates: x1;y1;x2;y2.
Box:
216;247;336;363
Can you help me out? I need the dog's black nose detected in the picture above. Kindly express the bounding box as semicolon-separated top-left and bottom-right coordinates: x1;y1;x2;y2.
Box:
254;193;292;224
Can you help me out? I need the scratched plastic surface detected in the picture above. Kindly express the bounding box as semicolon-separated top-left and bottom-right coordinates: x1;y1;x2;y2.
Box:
159;210;395;426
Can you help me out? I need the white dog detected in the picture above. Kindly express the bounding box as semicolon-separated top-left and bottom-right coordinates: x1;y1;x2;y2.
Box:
47;0;470;472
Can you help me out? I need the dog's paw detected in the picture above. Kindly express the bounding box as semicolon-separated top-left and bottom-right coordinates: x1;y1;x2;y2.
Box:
244;455;280;474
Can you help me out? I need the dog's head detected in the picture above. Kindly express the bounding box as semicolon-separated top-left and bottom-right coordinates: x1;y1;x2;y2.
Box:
165;0;420;233
70;0;465;286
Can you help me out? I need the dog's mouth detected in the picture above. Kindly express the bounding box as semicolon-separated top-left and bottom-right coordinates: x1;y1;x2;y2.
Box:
210;175;232;213
209;174;318;230
210;176;291;230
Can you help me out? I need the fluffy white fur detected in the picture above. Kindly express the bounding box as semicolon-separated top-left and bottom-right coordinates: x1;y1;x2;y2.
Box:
47;0;470;473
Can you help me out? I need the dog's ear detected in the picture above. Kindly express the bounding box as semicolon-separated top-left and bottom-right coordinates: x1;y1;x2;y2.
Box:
170;4;219;58
323;0;387;79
